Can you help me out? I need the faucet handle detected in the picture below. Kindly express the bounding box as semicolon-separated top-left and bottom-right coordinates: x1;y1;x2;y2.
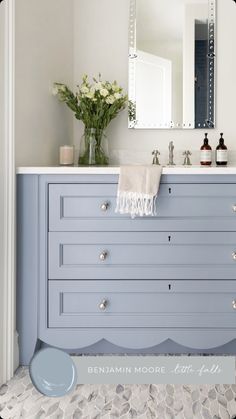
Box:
183;150;192;166
152;150;160;165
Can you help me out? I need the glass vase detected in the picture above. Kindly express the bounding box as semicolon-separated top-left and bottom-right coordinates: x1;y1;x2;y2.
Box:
78;128;109;166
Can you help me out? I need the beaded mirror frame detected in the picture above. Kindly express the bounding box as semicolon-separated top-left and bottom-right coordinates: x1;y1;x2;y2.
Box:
128;0;216;129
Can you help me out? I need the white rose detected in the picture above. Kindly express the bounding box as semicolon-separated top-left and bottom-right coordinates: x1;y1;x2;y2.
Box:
80;85;89;94
94;82;103;91
106;95;115;104
100;88;109;97
114;92;122;100
112;83;120;93
52;83;66;95
82;74;88;82
90;86;96;95
60;84;66;92
52;85;59;96
85;92;95;99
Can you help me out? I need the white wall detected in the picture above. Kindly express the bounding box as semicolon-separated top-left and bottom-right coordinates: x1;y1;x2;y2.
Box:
73;0;130;159
15;0;236;165
15;0;74;167
73;0;236;163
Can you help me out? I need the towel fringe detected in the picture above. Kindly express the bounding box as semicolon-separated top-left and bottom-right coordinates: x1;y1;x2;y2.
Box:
115;192;157;218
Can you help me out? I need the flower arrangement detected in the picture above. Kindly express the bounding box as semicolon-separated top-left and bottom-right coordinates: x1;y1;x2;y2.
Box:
53;75;127;165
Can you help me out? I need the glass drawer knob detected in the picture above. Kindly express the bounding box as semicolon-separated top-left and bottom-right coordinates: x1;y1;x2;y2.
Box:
232;252;236;261
233;205;236;213
99;251;108;261
99;299;108;311
232;300;236;310
100;202;109;212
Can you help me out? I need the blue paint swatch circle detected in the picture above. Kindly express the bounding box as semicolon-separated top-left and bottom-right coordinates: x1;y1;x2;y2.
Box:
29;348;77;397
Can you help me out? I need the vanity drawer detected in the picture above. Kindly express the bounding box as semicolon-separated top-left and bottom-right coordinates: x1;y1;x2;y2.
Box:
48;183;236;231
48;280;236;329
48;232;236;280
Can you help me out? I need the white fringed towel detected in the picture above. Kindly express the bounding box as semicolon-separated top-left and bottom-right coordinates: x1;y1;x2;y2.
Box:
115;165;162;218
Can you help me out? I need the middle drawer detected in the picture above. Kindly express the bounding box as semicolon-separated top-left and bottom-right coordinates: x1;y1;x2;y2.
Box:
48;232;236;280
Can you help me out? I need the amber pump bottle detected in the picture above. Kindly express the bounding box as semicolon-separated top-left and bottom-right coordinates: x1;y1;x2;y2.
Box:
200;133;212;166
216;133;228;166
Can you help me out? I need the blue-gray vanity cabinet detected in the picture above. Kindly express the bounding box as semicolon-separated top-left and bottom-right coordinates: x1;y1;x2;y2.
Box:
17;173;236;365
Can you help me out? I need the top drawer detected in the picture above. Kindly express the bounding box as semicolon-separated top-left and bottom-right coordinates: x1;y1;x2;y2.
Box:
48;183;236;231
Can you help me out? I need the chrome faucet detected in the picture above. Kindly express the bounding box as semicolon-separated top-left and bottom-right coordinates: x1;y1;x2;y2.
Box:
183;150;192;166
152;150;160;165
168;141;175;166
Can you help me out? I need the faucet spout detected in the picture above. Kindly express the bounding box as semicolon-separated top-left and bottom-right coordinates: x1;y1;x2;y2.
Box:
168;141;175;166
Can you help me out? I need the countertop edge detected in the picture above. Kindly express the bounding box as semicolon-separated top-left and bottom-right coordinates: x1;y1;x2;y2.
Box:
16;166;236;175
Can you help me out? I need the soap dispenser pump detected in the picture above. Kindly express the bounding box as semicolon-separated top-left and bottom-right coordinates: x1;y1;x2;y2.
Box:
200;133;212;166
216;133;228;166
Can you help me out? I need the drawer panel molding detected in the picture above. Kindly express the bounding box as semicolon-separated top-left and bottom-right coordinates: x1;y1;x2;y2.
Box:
48;232;236;280
49;183;236;231
48;280;236;329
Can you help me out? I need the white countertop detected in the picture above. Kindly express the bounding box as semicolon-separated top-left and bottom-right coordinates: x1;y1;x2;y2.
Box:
16;165;236;175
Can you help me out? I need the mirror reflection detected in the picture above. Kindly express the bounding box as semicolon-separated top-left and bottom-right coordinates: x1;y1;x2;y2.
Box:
129;0;216;129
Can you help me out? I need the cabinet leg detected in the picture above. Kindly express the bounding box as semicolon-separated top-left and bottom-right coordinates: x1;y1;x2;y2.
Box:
19;337;41;366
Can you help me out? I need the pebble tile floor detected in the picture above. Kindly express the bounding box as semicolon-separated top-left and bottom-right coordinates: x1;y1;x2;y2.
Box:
1;367;236;419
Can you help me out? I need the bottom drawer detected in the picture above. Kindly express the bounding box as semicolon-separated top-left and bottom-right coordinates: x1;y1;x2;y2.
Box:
48;280;236;329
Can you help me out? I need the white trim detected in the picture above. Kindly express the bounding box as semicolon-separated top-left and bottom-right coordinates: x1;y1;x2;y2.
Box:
1;0;17;384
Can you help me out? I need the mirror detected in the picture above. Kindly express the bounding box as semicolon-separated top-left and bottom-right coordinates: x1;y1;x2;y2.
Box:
129;0;216;129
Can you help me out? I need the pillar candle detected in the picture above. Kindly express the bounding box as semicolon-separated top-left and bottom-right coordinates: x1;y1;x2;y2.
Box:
59;145;74;166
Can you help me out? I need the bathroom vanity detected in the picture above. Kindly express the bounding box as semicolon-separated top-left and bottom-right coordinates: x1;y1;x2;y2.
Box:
17;167;236;365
